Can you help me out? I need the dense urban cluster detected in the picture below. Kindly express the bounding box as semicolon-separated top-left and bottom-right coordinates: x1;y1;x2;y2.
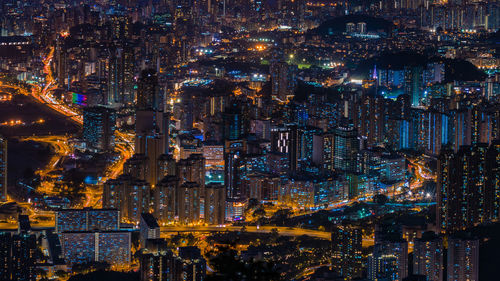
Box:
0;0;499;280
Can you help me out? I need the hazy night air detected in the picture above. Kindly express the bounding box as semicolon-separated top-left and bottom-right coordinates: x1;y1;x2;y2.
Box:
0;0;499;280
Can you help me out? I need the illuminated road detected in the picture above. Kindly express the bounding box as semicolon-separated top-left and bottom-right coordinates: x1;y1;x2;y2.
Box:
37;48;135;185
101;132;134;182
27;136;71;174
1;48;134;179
295;264;332;280
161;225;374;246
157;157;434;245
21;135;71;192
1;48;134;209
0;47;134;213
162;225;331;240
409;158;435;182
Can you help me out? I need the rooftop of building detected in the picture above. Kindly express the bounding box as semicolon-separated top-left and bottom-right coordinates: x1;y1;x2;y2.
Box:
140;213;160;228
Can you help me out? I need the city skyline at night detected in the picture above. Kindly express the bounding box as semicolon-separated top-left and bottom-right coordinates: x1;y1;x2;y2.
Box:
0;0;499;280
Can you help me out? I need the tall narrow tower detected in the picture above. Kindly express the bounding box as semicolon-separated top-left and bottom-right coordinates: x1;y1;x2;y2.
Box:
0;135;7;202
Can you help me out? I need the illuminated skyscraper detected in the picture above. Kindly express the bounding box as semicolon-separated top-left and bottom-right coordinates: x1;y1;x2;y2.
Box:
134;68;170;185
177;154;205;187
270;61;297;102
451;109;472;152
103;175;151;224
137;69;160;111
224;139;247;200
485;141;500;221
11;233;37;281
405;66;423;107
437;142;500;233
425;111;451;156
83;106;116;152
289;125;322;173
413;232;443;281
204;183;226;225
203;143;224;184
271;125;290;154
333;120;359;173
139;246;206;281
447;236;479;281
54;36;67;89
135;111;169;157
0;232;11;278
222;104;243;141
109;14;130;42
368;238;408;281
143;135;166;185
250;119;271;140
157;154;176;179
140;250;178;281
108;45;134;104
246;173;281;202
0;231;37;281
355;95;386;147
312;132;335;173
177;182;200;224
0;135;6;202
154;176;178;224
178;247;206;281
123;154;149;181
331;225;362;279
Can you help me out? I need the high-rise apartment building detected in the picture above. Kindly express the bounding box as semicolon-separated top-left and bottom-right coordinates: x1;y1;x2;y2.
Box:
405;66;424;107
134;68;170;186
140;246;206;281
224;139;247;200
413;232;444;281
270;61;297;102
368;239;408;281
1;232;37;281
437;141;500;233
177;182;200;224
222;104;243;141
61;231;131;267
123;154;149;181
178;247;206;281
103;175;151;224
154;176;178;224
203;143;224;184
0;135;6;202
333;120;359;173
140;250;179;281
137;69;160;111
83;106;116;152
313;132;335;173
55;208;120;233
0;232;37;281
331;225;363;279
177;154;205;187
157;154;177;179
0;232;11;279
289;125;322;173
447;236;479;281
204;183;226;225
11;233;37;281
354;95;386;147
